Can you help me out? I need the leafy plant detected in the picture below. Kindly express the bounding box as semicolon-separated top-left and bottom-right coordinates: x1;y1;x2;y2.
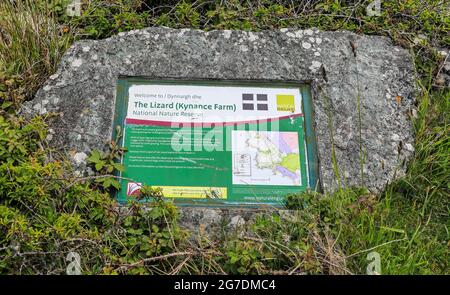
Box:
73;0;149;39
87;126;126;190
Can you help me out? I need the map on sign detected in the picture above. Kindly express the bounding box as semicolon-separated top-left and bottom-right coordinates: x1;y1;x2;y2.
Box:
114;79;318;207
232;131;301;186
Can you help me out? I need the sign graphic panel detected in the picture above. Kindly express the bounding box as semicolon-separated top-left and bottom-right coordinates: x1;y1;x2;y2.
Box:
115;79;318;206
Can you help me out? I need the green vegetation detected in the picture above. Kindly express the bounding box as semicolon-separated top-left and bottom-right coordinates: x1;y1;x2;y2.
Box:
0;0;448;274
86;126;127;191
0;0;73;106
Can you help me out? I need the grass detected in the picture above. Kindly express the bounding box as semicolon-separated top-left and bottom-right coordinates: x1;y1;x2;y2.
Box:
0;0;448;274
0;0;73;105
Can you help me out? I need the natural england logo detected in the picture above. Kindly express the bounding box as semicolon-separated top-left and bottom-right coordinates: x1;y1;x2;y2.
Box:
276;94;295;112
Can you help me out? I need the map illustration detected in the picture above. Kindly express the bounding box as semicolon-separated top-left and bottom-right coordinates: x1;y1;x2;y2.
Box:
232;131;301;186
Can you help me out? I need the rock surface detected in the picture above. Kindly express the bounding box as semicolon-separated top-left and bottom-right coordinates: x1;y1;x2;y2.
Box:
23;27;416;196
436;48;450;88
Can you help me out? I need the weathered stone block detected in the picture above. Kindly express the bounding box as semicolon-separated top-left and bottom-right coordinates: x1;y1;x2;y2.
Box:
23;27;416;197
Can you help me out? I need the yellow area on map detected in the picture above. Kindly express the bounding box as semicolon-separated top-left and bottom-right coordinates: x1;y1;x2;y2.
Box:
276;94;295;112
280;153;300;173
159;186;227;199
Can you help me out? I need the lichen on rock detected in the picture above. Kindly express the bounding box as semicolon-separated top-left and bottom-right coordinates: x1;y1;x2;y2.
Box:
22;27;416;195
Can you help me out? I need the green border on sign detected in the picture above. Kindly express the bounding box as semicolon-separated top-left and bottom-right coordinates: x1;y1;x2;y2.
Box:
113;77;320;207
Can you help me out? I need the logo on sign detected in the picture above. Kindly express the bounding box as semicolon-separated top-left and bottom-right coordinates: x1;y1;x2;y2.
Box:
127;182;142;196
276;95;295;112
242;93;268;111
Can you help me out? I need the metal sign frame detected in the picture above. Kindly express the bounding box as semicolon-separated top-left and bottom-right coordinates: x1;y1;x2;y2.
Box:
113;77;319;207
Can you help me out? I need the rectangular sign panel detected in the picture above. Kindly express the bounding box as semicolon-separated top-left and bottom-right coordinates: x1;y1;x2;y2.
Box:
114;78;318;207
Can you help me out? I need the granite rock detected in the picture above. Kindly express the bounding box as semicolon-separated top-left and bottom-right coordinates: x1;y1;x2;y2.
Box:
23;27;416;194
